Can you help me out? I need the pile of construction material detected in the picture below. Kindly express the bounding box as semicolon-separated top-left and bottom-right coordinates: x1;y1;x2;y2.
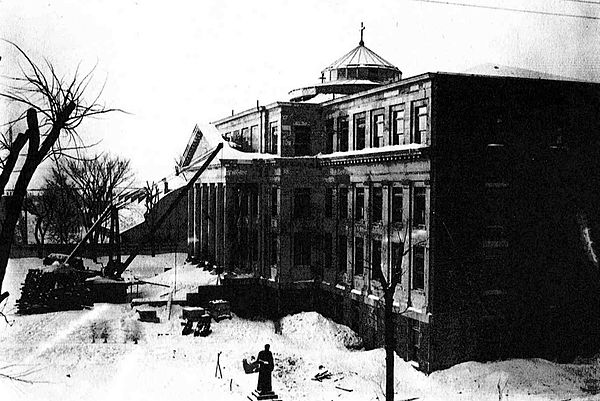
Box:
16;265;94;315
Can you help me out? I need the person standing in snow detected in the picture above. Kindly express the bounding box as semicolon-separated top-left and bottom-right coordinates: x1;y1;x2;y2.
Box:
256;344;274;393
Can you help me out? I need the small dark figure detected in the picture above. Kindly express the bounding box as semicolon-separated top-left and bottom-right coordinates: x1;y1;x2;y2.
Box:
256;344;274;394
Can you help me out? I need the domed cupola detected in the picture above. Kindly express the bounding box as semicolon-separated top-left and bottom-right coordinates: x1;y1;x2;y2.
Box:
290;24;402;102
321;24;401;84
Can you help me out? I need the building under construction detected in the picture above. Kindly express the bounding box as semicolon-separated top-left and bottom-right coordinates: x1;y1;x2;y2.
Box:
178;32;600;372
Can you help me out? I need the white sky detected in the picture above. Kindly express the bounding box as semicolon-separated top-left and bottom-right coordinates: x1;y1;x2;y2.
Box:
1;0;599;186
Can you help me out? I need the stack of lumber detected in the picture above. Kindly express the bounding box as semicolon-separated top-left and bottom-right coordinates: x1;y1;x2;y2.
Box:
16;267;93;314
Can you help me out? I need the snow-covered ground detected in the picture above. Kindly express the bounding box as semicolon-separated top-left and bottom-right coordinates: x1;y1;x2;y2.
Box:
1;256;599;401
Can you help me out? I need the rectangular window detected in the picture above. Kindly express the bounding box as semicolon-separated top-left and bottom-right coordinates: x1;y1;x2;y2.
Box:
413;187;426;227
338;187;348;219
392;109;405;145
372;186;383;222
372;113;384;148
251;229;259;261
271;186;278;217
414;105;428;144
324;188;333;218
325;118;334;154
338;117;349;152
410;320;421;362
293;125;311;156
294;232;311;266
294;188;311;218
354;114;366;150
372;239;383;281
354;237;364;275
270;233;278;266
392;186;403;223
338;235;347;273
412;245;425;290
355;187;364;221
323;233;333;270
233;129;240;143
391;242;403;271
269;121;279;154
241;127;250;151
250;125;259;151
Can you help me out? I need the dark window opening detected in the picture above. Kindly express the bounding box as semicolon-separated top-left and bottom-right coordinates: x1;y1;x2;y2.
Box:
410;320;421;362
294;232;311;266
294;125;311;156
355;187;365;221
251;229;259;261
338;187;348;219
392;186;403;223
372;239;383;281
391;242;403;272
355;114;366;150
294;188;311;219
270;233;278;266
325;119;334;154
373;186;383;222
338;117;349;152
325;188;333;218
323;233;333;270
269;122;279;154
271;186;278;217
241;127;250;151
412;246;425;290
354;237;364;275
250;125;259;151
413;187;426;227
338;235;347;273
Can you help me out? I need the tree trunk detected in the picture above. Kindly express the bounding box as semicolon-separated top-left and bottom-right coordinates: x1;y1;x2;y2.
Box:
384;290;396;401
0;190;32;292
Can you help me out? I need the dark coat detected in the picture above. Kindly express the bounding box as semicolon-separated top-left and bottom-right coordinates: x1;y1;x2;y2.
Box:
256;349;274;393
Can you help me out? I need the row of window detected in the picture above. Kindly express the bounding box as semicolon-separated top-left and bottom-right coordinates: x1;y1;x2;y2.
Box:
293;185;427;227
223;121;279;154
293;232;426;291
325;100;428;154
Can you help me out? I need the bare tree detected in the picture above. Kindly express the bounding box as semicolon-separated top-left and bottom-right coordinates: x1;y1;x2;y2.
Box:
24;166;80;257
59;153;133;260
143;181;160;257
0;41;121;298
376;222;427;401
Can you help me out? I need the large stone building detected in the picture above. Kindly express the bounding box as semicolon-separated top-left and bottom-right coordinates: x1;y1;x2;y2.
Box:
178;34;600;372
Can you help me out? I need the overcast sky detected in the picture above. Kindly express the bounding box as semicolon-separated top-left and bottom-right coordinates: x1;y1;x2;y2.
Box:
1;0;599;186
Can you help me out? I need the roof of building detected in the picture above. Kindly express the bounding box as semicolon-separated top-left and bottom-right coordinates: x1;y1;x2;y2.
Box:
322;43;399;72
462;63;577;81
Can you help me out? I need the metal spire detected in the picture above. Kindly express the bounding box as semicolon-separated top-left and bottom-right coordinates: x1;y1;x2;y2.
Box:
359;22;365;46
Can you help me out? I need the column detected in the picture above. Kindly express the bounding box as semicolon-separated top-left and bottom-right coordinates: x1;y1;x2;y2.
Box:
201;183;209;259
193;183;201;259
223;185;235;269
208;183;216;261
216;183;224;267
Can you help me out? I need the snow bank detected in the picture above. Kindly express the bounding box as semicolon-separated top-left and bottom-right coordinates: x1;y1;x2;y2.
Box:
432;358;586;399
280;311;363;350
132;264;218;300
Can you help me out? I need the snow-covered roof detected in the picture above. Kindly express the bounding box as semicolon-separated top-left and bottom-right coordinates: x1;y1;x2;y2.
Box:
461;63;577;81
323;44;398;72
180;123;278;172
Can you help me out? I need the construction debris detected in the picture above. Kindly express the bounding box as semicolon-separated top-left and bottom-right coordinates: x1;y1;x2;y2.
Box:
312;365;332;382
137;308;160;323
208;299;231;321
16;267;93;315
